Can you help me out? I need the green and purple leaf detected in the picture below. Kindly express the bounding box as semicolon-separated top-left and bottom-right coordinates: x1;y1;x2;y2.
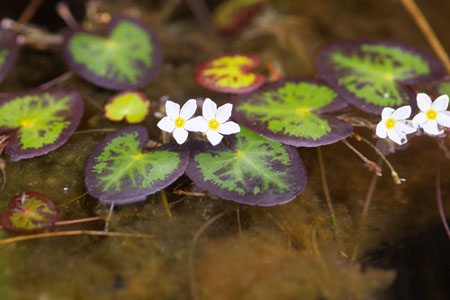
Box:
317;39;445;114
186;127;306;206
0;28;19;84
104;90;150;123
0;88;84;161
84;126;188;204
195;53;266;94
62;15;162;90
212;0;265;35
232;77;352;147
436;77;450;98
0;192;58;233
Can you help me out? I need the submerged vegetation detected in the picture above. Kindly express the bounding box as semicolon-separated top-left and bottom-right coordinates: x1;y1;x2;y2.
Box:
0;0;449;299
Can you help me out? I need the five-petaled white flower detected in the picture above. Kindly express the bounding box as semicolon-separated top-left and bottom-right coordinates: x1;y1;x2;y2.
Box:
376;105;416;145
412;93;450;136
190;98;240;146
157;99;199;144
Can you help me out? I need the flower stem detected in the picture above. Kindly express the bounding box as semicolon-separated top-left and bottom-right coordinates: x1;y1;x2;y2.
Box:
342;139;382;176
435;164;450;239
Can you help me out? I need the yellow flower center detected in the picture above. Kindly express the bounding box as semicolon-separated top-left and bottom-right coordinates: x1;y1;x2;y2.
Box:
174;117;185;128
20;119;35;128
208;118;220;131
385;118;396;129
426;109;437;120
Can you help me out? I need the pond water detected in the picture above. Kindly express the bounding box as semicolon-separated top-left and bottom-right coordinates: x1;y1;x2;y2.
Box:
0;0;450;299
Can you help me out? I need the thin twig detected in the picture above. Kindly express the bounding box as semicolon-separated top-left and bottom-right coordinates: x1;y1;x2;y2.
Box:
400;0;450;74
189;210;229;300
236;206;242;236
73;128;117;135
0;159;6;191
0;230;154;245
184;0;213;33
56;2;79;30
342;139;382;176
18;0;44;25
435;164;450;239
316;147;338;235
357;135;403;184
39;72;73;89
351;160;382;262
55;216;103;226
58;192;88;207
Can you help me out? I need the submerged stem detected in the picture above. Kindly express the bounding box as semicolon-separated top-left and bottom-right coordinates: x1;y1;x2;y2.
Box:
316;147;338;236
342;139;382;176
161;189;173;220
351;160;382;262
435;164;450;239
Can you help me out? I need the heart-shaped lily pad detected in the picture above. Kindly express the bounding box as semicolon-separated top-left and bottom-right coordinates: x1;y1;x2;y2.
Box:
62;15;162;90
195;53;266;94
85;126;189;204
0;192;58;233
213;0;265;35
0;88;84;161
317;39;445;114
0;28;19;85
232;77;352;147
104;90;150;123
186;126;306;206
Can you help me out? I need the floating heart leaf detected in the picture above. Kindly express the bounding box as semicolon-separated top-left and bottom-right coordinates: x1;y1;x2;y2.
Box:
0;28;19;84
0;88;84;161
232;77;352;147
195;53;266;94
213;0;265;35
0;192;58;233
436;78;450;97
317;40;445;114
62;15;162;90
186;127;306;206
104;90;150;123
85;126;188;204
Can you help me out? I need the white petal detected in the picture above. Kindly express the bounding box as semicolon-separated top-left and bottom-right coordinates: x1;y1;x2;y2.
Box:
173;128;188;144
166;100;180;119
216;103;233;123
376;122;387;138
412;112;427;127
387;129;407;145
381;107;395;120
417;93;432;111
422;120;443;135
180;99;197;120
392;105;411;120
218;121;240;135
206;130;223;146
157;117;175;133
396;120;417;134
202;98;217;120
437;111;450;127
184;116;209;132
432;94;449;112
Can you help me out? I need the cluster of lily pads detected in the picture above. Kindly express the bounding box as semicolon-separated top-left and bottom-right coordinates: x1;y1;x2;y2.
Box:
0;3;449;233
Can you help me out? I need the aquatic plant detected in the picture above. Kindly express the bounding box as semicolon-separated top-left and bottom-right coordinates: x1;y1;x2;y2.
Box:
0;192;58;233
212;0;265;35
375;106;416;145
84;126;189;204
0;27;19;84
104;91;150;124
62;15;162;90
0;88;83;161
412;93;450;135
195;53;266;93
232;77;352;146
317;39;445;114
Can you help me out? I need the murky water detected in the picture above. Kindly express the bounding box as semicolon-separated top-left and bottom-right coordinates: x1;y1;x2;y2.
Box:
0;0;450;299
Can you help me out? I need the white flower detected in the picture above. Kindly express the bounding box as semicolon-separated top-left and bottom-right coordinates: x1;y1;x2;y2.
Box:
412;93;450;136
188;98;240;146
376;106;416;145
157;99;199;144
